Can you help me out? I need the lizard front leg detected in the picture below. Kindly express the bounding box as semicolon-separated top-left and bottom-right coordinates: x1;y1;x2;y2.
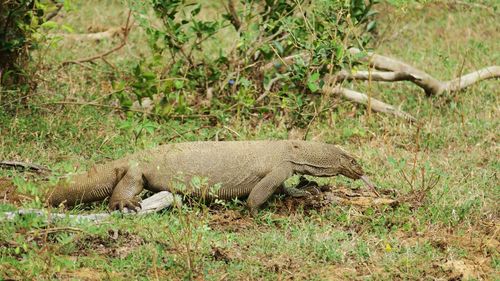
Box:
109;166;144;212
247;163;293;215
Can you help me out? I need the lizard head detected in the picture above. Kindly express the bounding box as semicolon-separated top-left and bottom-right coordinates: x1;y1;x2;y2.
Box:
336;151;365;179
289;141;364;178
336;149;379;195
289;141;379;195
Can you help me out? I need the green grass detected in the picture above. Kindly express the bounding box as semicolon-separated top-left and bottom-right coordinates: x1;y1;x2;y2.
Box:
1;1;499;280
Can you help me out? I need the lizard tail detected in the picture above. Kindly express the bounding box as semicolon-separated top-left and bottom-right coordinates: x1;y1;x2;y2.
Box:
47;164;126;207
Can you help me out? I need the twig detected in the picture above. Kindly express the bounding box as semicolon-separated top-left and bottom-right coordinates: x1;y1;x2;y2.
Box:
61;10;133;67
27;226;83;236
45;3;63;21
322;85;416;122
349;48;500;96
166;125;211;142
226;0;241;30
259;52;308;72
223;125;241;138
0;161;50;173
50;27;123;42
256;75;284;103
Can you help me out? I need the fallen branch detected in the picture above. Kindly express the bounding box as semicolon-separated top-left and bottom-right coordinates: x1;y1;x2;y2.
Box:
322;85;416;122
0;161;50;173
61;10;132;67
329;70;420;83
2;191;176;223
349;48;500;96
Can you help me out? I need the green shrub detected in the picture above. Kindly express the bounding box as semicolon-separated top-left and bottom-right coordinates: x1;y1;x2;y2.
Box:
122;0;378;125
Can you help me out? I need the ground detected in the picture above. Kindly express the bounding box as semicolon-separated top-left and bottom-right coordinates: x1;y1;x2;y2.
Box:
0;1;499;280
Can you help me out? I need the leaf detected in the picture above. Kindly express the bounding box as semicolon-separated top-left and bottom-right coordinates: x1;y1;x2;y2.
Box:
366;21;376;32
272;41;284;54
309;72;320;83
40;21;58;29
61;24;74;33
190;4;201;16
174;80;184;90
308;82;319;92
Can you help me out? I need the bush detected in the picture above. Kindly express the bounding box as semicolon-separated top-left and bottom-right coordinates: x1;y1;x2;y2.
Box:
123;0;377;125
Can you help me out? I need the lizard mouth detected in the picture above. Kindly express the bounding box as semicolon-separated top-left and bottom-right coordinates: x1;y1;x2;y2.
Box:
360;175;380;197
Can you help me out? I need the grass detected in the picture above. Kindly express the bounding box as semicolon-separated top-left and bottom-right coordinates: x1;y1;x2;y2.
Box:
1;1;499;280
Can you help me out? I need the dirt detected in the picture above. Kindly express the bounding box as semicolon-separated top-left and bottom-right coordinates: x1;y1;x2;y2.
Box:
73;229;145;258
395;220;499;280
208;209;254;232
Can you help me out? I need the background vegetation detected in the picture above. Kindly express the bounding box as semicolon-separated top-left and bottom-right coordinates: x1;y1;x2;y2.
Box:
0;0;498;280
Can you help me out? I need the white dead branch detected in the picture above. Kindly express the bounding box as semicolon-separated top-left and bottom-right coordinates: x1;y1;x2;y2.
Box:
329;69;420;83
260;47;499;122
348;48;500;96
2;191;176;223
322;85;416;122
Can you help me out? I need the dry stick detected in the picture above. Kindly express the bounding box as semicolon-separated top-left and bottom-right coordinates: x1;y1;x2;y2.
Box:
349;48;500;96
45;3;63;21
61;10;133;66
322;85;416;122
258;53;412;121
28;227;83;236
50;27;123;42
259;53;308;72
0;161;50;173
329;70;420;83
227;0;241;30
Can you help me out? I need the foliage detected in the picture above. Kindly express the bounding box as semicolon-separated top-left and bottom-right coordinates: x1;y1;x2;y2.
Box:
123;0;378;126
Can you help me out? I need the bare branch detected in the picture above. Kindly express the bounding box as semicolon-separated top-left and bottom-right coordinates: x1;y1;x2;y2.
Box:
0;161;50;173
445;66;500;92
61;11;133;67
349;48;500;95
322;85;416;122
51;27;122;42
329;70;420;83
259;53;307;72
227;0;241;30
45;3;63;21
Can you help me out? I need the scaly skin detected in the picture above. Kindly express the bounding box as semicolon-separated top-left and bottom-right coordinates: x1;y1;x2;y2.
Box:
47;140;375;213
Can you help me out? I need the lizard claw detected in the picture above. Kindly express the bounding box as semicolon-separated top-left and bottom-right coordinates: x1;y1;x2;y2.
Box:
109;198;141;213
